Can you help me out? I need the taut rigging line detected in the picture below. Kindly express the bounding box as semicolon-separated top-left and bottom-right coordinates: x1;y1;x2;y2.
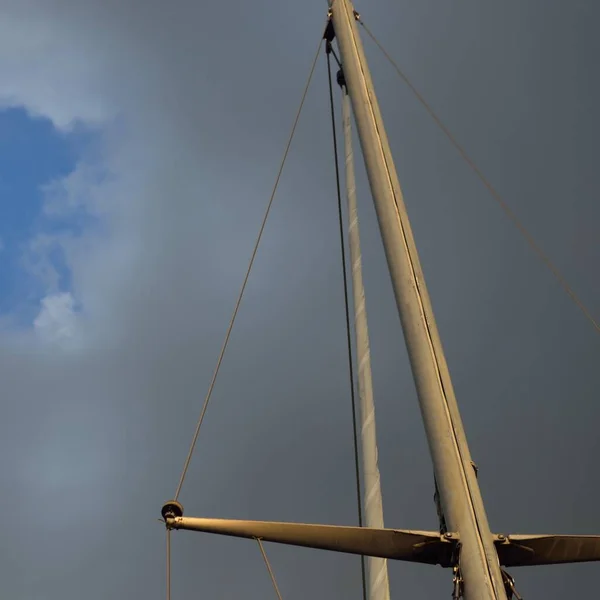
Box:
326;29;368;600
357;15;600;336
172;32;325;505
164;27;327;600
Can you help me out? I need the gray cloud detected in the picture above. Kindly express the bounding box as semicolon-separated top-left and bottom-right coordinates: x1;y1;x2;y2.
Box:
0;0;598;598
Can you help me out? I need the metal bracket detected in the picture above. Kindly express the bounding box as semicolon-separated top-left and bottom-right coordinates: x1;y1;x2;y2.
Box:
452;565;464;599
323;18;335;44
501;569;523;600
162;500;184;527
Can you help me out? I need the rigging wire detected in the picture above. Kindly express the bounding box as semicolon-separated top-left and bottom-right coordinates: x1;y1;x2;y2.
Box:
256;539;284;600
173;32;326;502
166;529;172;600
326;41;368;600
357;17;600;336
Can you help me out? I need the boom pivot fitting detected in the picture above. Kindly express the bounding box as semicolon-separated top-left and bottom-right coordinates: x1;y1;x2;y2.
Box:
162;500;184;525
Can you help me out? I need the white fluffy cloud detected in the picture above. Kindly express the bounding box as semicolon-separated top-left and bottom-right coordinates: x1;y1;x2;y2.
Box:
33;292;78;344
0;0;328;348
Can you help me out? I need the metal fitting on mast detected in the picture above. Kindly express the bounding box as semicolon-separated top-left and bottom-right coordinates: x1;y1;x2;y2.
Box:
162;500;184;527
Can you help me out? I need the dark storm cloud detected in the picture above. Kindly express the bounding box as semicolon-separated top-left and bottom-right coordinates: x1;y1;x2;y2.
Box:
0;0;598;598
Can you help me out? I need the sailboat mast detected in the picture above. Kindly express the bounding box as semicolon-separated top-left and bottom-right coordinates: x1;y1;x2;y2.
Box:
340;81;391;600
162;9;600;597
328;1;506;598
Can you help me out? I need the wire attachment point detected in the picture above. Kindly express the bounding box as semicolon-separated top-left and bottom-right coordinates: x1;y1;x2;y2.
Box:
452;564;464;599
502;569;524;600
162;500;184;526
324;18;335;43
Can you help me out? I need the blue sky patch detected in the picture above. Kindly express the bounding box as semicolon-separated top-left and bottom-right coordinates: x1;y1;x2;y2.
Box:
0;107;97;324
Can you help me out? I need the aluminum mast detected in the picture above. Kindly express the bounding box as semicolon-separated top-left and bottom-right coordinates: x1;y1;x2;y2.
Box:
328;1;506;598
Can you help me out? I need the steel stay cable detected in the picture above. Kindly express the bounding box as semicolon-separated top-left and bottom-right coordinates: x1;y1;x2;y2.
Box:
173;31;326;502
357;17;600;336
166;529;171;600
326;42;368;600
256;538;284;600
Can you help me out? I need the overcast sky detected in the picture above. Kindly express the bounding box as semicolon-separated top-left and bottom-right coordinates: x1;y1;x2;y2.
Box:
0;0;598;598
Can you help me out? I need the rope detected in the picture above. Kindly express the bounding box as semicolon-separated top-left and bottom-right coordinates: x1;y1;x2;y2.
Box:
326;42;368;600
173;32;326;502
166;529;172;600
256;538;284;600
357;18;600;336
